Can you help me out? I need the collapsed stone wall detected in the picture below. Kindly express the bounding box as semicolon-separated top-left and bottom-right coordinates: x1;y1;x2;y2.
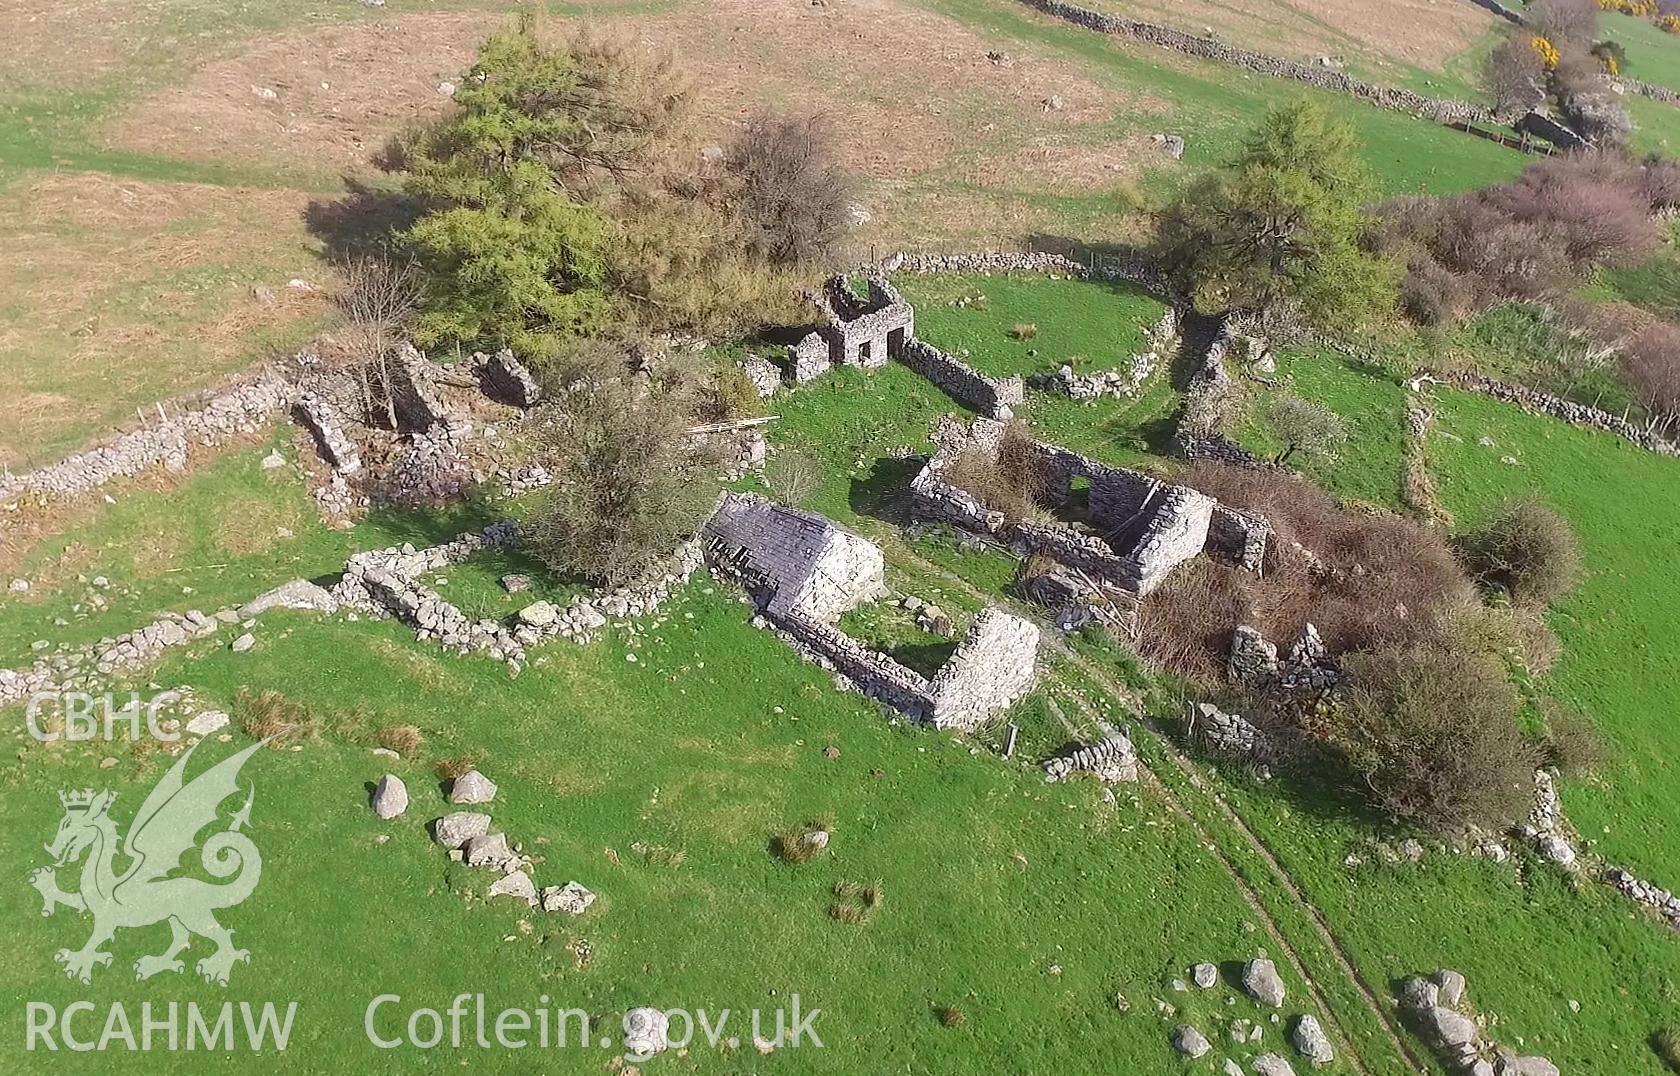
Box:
296;392;363;475
1422;369;1680;458
899;338;1024;419
1206;505;1272;571
1039;309;1178;402
1016;0;1494;126
0;371;295;507
481;348;541;408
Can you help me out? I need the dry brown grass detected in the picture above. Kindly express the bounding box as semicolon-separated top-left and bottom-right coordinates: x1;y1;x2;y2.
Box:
376;724;424;759
101;0;1160;249
235;688;320;748
0;174;324;468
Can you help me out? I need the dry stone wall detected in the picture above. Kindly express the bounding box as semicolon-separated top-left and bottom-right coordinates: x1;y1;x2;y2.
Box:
0;371;295;507
899;339;1024;419
1423;369;1680;458
1017;0;1494;126
481;349;541;408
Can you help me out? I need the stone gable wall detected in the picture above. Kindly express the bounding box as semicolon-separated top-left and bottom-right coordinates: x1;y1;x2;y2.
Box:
928;609;1042;730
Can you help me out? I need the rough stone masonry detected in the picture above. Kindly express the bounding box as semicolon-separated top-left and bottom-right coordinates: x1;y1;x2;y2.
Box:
703;492;1040;729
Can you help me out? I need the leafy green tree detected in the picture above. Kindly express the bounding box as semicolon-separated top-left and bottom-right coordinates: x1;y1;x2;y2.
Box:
1157;102;1398;327
400;17;612;358
1266;393;1347;465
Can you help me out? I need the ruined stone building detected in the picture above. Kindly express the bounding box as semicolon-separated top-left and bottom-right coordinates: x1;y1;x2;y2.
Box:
703;493;1040;730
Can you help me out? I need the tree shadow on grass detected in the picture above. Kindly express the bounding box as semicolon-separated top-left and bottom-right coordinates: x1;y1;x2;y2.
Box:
303;176;427;262
849;456;923;524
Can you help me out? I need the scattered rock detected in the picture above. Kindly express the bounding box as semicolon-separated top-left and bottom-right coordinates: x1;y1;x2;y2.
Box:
450;769;498;805
231;633;256;652
185;710;229;736
501;574;532;594
261;450;286;470
372;775;408;820
433;812;492;849
541;881;596;915
1242;957;1287;1007
1253;1054;1297;1076
1290;1014;1333;1064
239;579;339;618
8;578;28;593
1192;962;1218;989
1418;1006;1478;1052
487;869;536;904
1496;1056;1560;1076
1172;1024;1212;1059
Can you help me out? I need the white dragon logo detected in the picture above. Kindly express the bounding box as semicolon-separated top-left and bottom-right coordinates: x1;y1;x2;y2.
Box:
28;739;265;986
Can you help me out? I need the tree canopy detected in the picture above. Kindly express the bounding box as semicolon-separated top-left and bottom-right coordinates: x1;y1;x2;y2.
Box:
1156;102;1398;327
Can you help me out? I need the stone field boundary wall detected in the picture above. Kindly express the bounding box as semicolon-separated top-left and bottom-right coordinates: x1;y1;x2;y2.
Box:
1421;369;1680;458
0;371;296;508
1016;0;1495;126
899;338;1025;419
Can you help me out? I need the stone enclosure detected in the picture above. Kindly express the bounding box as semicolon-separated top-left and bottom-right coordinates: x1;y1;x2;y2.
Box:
703;492;1041;729
910;418;1270;600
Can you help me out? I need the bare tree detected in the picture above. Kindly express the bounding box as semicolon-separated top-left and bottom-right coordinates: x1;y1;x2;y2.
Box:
335;255;422;430
1528;0;1599;45
1624;322;1680;436
1484;34;1546;115
726;113;856;265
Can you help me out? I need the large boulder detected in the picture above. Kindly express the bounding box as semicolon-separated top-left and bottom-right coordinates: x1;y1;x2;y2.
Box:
371;775;408;820
541;881;597;915
1253;1054;1297;1076
239;579;340;619
487;869;536;905
1433;968;1467;1008
1418;1005;1479;1052
449;770;498;805
1290;1014;1333;1064
433;811;492;849
463;832;514;869
1171;1024;1211;1059
623;1007;670;1057
1242;957;1287;1007
1191;962;1218;989
1496;1056;1559;1076
1397;976;1439;1013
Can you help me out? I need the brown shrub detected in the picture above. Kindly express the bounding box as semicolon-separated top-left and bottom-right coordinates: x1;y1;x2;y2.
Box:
1539;699;1610;777
1461;499;1584;608
1399;254;1475;326
1623;321;1680;433
1136;557;1254;683
1641;157;1680;209
1009;322;1039;341
945;421;1049;523
726;113;854;265
1483;153;1658;269
1329;614;1542;830
376;724;425;759
1182;464;1472;652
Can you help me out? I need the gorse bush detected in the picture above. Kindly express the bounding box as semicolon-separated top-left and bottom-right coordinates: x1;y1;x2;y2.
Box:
1461;500;1584;608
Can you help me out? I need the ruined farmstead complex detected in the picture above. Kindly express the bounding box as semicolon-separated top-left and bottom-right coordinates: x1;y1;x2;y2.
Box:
911;418;1271;598
703;492;1041;730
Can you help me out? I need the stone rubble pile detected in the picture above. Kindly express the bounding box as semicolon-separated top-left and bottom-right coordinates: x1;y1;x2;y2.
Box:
1186;701;1272;768
1519;769;1577;869
378;420;473;504
1042;727;1139;784
1396;970;1558;1075
1;371;295;508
